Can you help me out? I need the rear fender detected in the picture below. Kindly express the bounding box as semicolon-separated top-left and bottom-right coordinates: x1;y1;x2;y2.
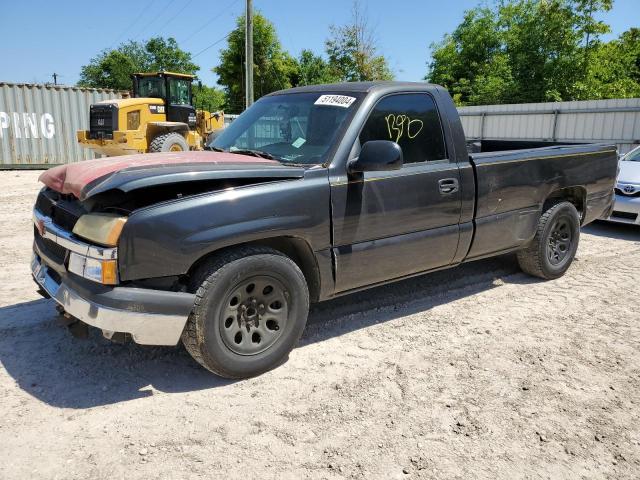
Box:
544;186;587;220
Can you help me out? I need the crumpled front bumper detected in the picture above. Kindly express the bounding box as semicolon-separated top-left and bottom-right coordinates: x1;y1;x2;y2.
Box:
32;252;195;346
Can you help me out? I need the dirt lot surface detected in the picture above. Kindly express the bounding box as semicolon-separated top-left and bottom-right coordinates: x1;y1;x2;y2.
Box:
0;170;639;480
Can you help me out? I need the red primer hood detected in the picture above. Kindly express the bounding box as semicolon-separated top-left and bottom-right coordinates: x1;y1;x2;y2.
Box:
39;151;277;198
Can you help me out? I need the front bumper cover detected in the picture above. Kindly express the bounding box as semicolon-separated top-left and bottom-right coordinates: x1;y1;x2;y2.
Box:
605;193;640;225
32;252;195;346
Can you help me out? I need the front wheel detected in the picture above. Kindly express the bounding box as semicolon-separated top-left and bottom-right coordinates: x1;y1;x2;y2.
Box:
517;201;580;279
181;247;309;378
149;132;189;152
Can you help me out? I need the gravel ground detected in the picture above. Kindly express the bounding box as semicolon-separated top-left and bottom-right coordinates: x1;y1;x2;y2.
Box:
0;170;639;480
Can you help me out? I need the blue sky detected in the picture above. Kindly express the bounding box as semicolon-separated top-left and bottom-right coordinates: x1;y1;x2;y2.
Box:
0;0;638;87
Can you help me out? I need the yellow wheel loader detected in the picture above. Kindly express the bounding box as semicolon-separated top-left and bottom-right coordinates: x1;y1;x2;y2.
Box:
77;72;225;156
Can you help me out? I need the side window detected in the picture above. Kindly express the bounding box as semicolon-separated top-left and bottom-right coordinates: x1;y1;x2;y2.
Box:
359;93;447;164
169;79;191;105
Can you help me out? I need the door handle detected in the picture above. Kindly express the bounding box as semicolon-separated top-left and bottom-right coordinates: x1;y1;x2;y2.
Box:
438;178;459;194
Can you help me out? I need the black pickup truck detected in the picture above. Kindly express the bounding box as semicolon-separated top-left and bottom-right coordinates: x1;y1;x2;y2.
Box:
32;82;618;378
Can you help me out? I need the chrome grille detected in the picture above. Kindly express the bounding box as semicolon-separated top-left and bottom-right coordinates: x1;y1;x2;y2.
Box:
34;225;67;264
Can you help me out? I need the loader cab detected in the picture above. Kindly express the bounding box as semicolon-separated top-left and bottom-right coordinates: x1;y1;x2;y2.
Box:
132;72;197;129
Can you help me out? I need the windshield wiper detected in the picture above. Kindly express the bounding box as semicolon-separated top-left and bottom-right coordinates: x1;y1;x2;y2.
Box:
207;146;282;162
229;149;279;161
205;145;225;152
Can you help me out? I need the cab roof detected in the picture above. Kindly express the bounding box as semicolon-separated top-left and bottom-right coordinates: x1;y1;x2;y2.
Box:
267;81;439;96
133;71;195;79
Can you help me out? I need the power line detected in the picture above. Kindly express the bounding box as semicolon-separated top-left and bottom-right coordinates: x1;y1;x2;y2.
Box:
135;0;176;40
156;0;195;35
110;0;155;48
181;0;241;45
191;31;234;59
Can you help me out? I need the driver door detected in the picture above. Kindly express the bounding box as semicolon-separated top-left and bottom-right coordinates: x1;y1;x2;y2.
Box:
330;92;462;293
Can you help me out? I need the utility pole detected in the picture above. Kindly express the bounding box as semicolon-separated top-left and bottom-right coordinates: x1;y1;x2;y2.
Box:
245;0;254;110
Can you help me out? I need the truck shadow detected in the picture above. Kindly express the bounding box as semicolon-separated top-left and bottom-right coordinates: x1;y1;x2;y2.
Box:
583;220;640;241
303;254;522;344
0;298;233;408
0;254;525;409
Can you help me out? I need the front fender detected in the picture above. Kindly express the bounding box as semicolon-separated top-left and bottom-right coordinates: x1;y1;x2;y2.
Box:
118;171;331;281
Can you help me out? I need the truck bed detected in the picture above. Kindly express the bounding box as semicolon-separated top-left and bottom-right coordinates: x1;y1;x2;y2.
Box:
466;139;585;154
464;143;618;261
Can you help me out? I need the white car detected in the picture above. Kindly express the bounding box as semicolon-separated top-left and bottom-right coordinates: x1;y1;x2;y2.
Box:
606;145;640;225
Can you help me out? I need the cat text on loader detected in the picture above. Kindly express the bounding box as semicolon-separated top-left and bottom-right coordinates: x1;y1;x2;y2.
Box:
77;72;224;156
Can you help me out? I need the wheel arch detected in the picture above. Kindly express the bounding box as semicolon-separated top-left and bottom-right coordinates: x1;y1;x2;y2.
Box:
147;122;190;140
544;186;587;222
185;236;322;303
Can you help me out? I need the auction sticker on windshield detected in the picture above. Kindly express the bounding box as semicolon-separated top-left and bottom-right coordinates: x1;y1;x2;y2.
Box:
292;137;306;148
314;95;356;108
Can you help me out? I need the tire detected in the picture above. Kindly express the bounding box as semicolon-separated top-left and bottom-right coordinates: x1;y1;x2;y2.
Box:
149;132;189;152
181;246;310;378
516;201;580;280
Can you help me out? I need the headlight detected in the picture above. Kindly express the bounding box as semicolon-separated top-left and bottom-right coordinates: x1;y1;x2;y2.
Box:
127;110;140;130
72;213;127;247
68;253;118;285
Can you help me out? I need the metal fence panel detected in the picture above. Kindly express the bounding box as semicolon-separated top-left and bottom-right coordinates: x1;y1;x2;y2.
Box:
0;82;123;168
224;114;239;127
459;98;640;154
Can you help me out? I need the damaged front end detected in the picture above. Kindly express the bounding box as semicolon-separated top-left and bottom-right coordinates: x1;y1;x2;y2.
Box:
31;192;196;345
32;153;305;345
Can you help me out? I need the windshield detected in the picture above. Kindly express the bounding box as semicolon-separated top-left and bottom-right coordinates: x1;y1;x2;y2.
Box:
210;92;360;165
137;77;165;99
624;146;640;162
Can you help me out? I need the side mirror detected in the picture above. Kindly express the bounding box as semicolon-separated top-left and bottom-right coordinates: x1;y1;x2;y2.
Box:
348;140;403;173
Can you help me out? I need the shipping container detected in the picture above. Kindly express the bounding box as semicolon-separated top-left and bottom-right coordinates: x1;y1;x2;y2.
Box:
0;82;124;168
459;98;640;154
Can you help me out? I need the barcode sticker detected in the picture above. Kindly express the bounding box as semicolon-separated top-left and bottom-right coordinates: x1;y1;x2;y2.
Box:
314;95;356;108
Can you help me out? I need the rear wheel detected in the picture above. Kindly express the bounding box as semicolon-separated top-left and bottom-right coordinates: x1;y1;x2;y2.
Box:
517;201;580;279
181;246;309;378
149;132;188;152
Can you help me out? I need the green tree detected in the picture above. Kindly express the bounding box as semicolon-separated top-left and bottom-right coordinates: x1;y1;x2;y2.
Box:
426;0;628;105
576;28;640;99
499;0;587;102
428;7;502;104
143;37;199;75
294;49;338;86
78;37;199;91
325;0;393;82
214;12;298;112
193;84;226;112
468;54;516;105
77;49;140;92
